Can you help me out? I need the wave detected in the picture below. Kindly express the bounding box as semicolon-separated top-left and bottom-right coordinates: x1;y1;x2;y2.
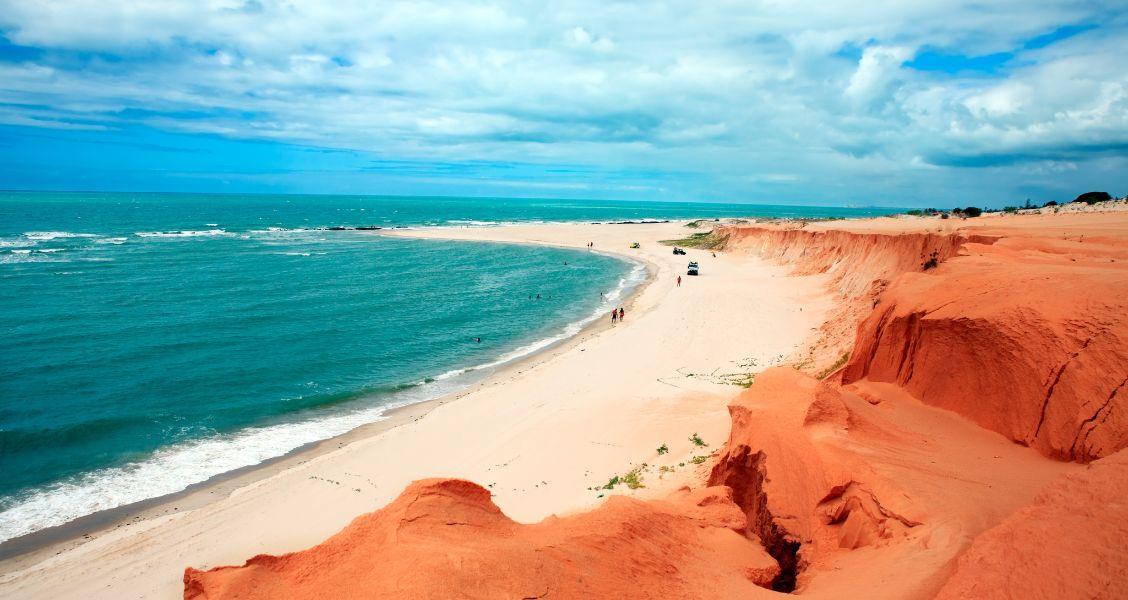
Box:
0;237;35;248
248;227;311;234
0;377;470;544
430;259;647;381
436;219;547;228
23;231;98;241
135;229;230;238
445;219;503;227
95;237;128;245
0;250;66;264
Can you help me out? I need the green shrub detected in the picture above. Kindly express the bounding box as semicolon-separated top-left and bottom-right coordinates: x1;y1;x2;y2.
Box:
1073;191;1111;204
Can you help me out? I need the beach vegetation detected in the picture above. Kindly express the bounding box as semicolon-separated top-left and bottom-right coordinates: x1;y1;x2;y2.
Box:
602;475;620;490
659;230;730;250
921;250;940;270
691;455;711;465
1073;191;1111;204
816;352;851;380
623;467;644;490
730;372;757;388
657;443;669;455
689;433;708;447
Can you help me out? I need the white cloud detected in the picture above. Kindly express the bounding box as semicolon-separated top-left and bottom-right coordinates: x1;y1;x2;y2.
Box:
0;0;1124;203
845;46;914;106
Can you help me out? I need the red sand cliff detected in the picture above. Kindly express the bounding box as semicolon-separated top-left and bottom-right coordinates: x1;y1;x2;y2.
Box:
184;479;780;599
722;225;976;372
840;232;1128;461
724;218;1128;462
185;213;1128;599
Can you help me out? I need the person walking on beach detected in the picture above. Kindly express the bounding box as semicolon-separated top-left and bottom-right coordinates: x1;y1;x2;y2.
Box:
611;309;617;324
677;275;682;287
618;307;625;322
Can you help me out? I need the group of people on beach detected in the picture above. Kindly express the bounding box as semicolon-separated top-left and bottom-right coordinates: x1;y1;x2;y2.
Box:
610;306;625;324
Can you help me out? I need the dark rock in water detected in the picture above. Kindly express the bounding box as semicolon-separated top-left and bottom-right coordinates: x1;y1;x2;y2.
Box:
327;226;349;231
354;226;382;230
1072;191;1112;205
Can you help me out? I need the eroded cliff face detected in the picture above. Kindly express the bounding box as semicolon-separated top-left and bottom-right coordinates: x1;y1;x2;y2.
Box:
184;479;780;600
839;236;1128;462
721;226;975;373
706;368;921;592
722;223;1128;462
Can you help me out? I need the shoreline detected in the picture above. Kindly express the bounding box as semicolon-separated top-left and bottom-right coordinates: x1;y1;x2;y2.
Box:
0;228;658;570
0;219;833;599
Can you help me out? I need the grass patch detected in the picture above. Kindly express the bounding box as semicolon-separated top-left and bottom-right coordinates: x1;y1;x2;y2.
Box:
659;230;730;250
816;352;850;380
622;467;644;490
690;455;711;465
597;466;646;492
717;372;756;388
689;433;708;447
657;443;668;455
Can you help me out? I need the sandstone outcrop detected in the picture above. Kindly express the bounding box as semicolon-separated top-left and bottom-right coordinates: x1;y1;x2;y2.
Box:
184;478;779;599
840;232;1128;461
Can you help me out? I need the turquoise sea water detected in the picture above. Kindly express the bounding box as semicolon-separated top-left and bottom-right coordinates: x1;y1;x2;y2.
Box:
0;192;898;543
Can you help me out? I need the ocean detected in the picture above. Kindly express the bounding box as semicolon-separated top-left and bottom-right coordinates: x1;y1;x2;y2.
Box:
0;191;898;543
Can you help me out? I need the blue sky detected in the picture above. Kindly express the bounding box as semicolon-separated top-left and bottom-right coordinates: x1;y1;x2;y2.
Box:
0;1;1125;207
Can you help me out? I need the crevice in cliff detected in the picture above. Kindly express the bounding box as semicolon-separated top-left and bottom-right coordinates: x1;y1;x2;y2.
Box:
1070;376;1127;461
708;447;802;593
1032;337;1093;441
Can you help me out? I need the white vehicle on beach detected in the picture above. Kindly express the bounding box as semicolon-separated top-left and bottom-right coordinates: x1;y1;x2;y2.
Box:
687;261;699;276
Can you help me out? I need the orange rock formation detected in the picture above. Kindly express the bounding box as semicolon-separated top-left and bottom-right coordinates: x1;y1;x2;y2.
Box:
186;213;1128;599
185;479;779;599
841;231;1128;461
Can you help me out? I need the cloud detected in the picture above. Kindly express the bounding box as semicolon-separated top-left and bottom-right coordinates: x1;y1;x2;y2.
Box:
0;0;1124;205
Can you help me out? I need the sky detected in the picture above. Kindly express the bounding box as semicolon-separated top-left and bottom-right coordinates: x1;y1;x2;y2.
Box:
0;1;1125;207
